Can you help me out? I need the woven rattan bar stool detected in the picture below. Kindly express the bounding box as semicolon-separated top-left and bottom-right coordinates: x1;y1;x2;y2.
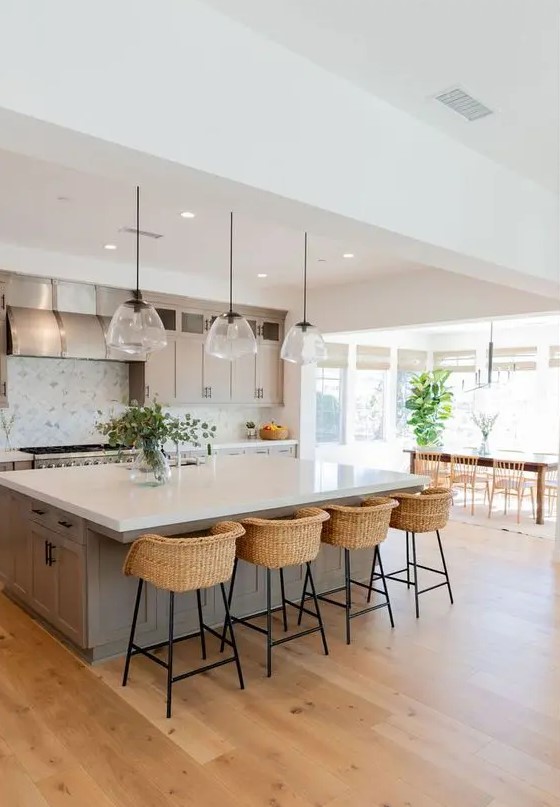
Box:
298;497;398;645
380;488;453;618
221;508;330;678
122;521;245;718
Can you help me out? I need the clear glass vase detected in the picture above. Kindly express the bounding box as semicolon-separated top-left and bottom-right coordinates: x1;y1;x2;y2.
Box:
130;439;171;486
478;436;490;456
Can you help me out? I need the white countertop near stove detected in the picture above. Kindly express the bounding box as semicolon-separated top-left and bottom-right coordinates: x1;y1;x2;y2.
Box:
0;455;426;534
0;451;34;463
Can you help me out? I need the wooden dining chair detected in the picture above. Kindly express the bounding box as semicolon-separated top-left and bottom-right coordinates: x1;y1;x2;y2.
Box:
450;455;489;515
545;469;558;517
414;452;450;488
488;460;536;523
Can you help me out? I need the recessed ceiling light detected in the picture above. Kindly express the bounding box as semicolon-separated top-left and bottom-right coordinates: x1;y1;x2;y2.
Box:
257;273;268;278
343;253;354;259
104;244;117;250
180;211;196;219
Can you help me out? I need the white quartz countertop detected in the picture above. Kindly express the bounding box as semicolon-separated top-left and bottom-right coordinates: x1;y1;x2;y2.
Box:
0;451;34;463
0;455;427;534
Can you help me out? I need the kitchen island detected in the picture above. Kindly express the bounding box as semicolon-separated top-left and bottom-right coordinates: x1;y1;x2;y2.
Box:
0;455;426;662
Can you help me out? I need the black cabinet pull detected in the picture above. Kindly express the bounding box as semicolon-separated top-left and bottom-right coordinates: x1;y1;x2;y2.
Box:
48;542;56;566
32;508;46;515
58;520;72;529
44;539;49;566
208;386;212;399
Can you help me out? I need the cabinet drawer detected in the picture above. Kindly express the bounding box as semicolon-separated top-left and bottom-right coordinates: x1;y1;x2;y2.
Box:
0;462;13;471
29;502;84;543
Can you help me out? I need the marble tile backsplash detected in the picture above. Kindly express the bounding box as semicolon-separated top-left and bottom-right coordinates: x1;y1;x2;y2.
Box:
4;357;279;448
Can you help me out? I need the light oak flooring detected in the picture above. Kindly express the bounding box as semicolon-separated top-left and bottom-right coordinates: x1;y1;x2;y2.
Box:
0;521;559;807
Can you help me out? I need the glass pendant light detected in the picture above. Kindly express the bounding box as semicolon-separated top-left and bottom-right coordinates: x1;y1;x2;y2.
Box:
106;186;167;356
205;212;257;360
281;232;327;365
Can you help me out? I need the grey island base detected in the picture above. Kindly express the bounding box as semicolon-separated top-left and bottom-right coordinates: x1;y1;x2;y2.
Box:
0;456;427;662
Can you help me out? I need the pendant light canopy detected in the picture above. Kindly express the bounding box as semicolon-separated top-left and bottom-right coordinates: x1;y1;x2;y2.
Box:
280;232;326;365
205;212;257;361
106;187;167;356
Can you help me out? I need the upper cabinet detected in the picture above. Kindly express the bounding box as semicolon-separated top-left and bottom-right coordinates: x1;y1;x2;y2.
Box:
129;298;285;406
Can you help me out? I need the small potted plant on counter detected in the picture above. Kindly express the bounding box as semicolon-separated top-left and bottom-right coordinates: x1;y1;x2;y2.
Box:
97;401;216;486
245;420;257;440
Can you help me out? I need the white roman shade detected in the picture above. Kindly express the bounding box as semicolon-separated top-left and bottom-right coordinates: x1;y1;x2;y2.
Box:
318;342;349;369
356;345;390;371
397;349;428;372
491;346;537;371
549;345;560;368
433;349;476;373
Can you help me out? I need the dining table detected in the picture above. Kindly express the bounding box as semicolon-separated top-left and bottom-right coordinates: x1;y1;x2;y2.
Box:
405;448;558;525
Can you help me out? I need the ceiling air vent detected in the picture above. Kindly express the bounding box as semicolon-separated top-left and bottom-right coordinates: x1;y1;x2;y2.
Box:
119;226;163;239
434;87;493;121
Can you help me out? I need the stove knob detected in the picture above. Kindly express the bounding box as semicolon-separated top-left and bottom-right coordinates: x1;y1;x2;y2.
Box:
84;460;92;466
49;463;56;469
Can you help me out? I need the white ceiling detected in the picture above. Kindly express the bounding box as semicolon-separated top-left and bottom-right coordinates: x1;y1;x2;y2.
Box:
0;148;424;292
201;0;559;192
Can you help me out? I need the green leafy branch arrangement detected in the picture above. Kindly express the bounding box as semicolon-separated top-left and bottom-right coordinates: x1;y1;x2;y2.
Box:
96;400;216;451
405;370;454;447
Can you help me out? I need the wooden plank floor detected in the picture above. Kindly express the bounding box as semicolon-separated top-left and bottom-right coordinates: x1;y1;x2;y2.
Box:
0;521;559;807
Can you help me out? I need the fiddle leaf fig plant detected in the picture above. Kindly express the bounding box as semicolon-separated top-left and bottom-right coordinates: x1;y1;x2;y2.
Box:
405;370;454;447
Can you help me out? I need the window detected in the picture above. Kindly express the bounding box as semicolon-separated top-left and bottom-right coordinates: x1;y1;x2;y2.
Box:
354;370;386;441
396;370;414;437
316;367;344;443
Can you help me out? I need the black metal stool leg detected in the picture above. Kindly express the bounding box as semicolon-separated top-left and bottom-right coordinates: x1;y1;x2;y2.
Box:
122;578;143;687
436;530;454;604
411;532;420;619
366;545;377;603
220;583;245;690
344;548;351;645
297;564;310;626
266;568;272;678
306;562;329;656
279;568;288;631
166;591;175;718
406;531;411;589
376;547;395;628
220;557;238;652
196;589;207;660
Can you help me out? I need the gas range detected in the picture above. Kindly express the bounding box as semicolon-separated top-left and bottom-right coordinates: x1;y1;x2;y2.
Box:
19;444;136;469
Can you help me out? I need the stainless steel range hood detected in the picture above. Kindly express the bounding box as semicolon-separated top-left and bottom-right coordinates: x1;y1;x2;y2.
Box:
6;277;134;361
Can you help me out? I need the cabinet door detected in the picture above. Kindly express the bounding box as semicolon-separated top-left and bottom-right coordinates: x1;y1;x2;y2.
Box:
30;524;56;620
144;339;176;404
257;344;282;404
258;319;282;344
11;497;32;602
0;492;12;584
0;319;7;407
53;536;85;647
175;339;205;403
203;352;231;403
231;353;257;403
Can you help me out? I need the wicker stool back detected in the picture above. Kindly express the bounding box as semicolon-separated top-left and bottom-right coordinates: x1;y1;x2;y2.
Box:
123;521;245;592
237;507;330;569
388;488;451;533
321;497;398;550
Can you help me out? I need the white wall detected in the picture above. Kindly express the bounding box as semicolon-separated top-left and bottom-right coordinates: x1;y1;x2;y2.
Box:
0;0;557;295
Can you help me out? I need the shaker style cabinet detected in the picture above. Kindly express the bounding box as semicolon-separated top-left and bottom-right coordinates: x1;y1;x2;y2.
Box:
129;299;284;406
0;280;8;407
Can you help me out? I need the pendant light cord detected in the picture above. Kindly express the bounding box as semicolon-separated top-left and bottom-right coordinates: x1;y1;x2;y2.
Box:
303;231;308;324
135;185;140;300
229;211;233;313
